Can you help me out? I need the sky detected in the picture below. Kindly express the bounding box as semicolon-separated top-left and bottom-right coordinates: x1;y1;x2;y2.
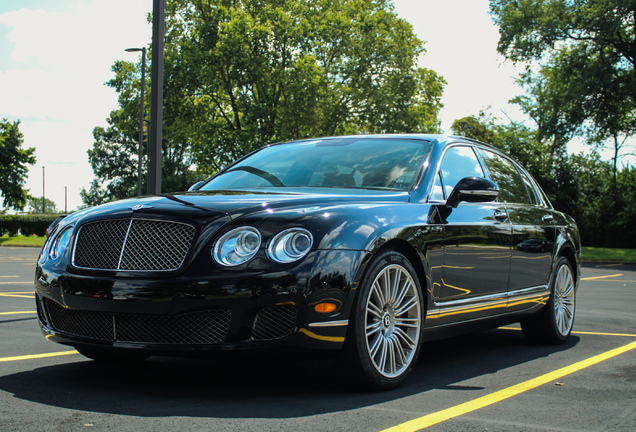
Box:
0;0;558;212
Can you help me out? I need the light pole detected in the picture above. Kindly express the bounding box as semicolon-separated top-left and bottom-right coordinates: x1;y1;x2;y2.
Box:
42;166;45;214
125;47;147;196
149;0;165;195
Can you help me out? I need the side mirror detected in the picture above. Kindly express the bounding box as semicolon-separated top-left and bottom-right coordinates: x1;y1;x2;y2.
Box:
188;181;205;191
446;177;499;208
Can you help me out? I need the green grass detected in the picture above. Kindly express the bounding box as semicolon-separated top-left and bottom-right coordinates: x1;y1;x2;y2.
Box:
0;234;46;248
0;235;633;262
581;246;636;262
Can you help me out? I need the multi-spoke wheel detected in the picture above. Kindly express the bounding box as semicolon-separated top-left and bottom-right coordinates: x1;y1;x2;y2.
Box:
345;251;424;389
522;256;576;344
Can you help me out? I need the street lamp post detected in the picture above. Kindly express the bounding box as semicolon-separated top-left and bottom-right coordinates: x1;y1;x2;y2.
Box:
42;166;45;214
125;47;147;196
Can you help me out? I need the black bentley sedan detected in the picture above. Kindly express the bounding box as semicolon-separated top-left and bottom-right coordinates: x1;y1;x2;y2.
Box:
35;134;580;389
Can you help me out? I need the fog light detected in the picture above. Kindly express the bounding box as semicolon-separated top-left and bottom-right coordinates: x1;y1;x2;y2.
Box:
315;302;337;313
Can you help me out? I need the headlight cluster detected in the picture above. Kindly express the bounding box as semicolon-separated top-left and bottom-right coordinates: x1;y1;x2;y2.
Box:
213;227;261;266
213;227;313;267
49;227;73;260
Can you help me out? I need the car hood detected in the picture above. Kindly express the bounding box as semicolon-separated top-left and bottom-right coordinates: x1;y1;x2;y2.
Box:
64;188;411;225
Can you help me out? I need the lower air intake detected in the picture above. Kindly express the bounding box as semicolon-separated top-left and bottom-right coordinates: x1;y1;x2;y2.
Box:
43;298;231;345
252;305;297;341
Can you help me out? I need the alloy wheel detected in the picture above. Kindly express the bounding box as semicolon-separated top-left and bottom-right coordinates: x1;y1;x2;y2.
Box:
364;264;421;378
553;262;575;336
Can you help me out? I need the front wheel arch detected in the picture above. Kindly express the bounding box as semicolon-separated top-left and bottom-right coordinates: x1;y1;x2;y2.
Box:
343;249;426;390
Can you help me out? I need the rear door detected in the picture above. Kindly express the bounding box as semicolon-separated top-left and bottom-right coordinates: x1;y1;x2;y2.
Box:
478;149;554;311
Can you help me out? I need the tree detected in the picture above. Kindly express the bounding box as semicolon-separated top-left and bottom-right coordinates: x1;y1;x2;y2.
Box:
490;0;636;172
451;112;636;247
27;196;58;214
83;0;445;205
451;112;555;186
0;119;36;210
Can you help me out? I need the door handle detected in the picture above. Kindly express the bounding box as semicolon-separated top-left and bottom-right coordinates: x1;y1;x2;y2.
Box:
494;210;508;221
542;214;554;223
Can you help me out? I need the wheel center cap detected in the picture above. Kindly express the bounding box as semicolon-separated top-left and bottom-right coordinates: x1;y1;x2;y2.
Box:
383;313;392;328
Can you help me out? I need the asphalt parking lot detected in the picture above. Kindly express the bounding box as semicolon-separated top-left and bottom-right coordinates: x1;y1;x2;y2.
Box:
1;247;634;431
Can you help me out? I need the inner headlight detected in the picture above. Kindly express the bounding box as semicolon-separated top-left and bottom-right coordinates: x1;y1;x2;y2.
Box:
267;228;313;263
49;227;73;260
213;227;262;266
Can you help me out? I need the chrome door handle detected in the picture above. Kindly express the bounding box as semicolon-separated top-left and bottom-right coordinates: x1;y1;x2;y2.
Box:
494;210;508;221
542;214;554;223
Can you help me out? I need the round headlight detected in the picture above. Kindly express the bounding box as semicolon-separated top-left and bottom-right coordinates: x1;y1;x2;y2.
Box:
267;228;313;263
213;227;262;266
49;227;73;260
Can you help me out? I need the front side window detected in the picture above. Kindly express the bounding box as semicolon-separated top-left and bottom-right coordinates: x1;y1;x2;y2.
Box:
430;146;485;201
479;150;531;204
200;138;431;192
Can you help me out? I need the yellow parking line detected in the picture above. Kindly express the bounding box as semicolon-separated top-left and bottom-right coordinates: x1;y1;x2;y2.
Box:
499;327;636;338
571;330;636;337
382;340;636;432
0;293;34;298
0;350;78;362
0;276;19;278
582;274;623;281
585;280;634;283
0;311;36;316
0;281;33;285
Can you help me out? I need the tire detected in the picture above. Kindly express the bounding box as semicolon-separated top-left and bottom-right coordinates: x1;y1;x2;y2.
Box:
521;256;576;344
345;251;424;390
76;347;150;363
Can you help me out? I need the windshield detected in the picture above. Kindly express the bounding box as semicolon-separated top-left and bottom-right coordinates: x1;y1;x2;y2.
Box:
200;138;431;192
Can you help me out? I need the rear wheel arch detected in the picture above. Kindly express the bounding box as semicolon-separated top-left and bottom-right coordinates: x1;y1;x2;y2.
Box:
558;244;578;284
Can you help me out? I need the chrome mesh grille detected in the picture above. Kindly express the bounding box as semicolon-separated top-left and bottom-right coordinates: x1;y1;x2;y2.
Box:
43;298;231;345
73;219;195;271
252;305;297;341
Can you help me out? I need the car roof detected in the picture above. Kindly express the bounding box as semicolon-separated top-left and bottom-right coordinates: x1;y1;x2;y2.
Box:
271;133;499;152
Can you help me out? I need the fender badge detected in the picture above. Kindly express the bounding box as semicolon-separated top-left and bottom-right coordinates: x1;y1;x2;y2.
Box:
131;204;154;211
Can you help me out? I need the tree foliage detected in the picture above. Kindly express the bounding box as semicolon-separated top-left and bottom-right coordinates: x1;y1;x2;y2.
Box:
490;0;636;167
83;0;445;205
0;119;36;210
26;196;58;214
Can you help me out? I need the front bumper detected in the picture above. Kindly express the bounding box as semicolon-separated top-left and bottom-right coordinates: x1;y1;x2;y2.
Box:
35;249;367;354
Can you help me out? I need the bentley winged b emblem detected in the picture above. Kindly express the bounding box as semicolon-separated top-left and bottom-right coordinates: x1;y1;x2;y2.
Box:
131;204;154;211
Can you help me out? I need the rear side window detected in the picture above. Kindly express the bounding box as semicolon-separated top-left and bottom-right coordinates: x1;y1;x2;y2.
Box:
479;150;531;204
518;169;539;205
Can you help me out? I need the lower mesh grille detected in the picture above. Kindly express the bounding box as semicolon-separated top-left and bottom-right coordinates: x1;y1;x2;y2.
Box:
252;305;297;341
43;298;231;345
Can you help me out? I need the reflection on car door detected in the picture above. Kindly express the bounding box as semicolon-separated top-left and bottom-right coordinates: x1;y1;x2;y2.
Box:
430;146;512;325
478;149;554;312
